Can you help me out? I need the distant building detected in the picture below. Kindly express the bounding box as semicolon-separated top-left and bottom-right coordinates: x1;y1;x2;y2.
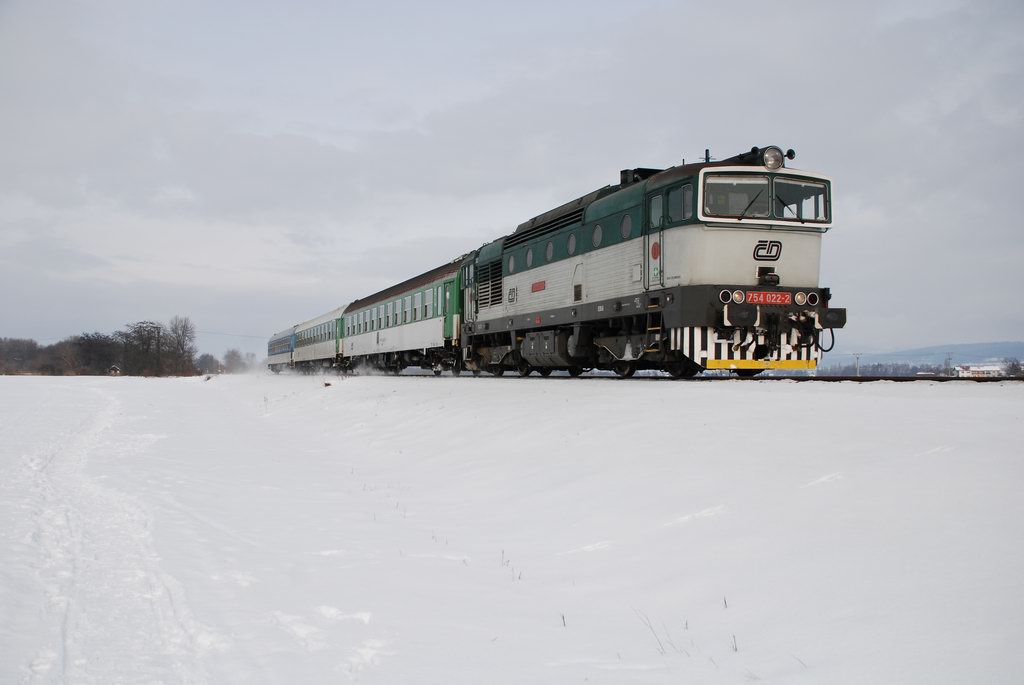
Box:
108;364;122;376
955;365;1004;378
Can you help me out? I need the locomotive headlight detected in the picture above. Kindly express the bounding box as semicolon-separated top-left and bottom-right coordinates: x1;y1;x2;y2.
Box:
807;292;820;306
732;290;745;304
762;146;784;170
795;292;807;306
719;289;732;304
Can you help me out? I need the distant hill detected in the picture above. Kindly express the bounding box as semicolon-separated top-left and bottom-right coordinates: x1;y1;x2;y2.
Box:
824;341;1024;369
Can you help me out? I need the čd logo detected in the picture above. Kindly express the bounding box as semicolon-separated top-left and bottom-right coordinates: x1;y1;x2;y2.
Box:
753;240;782;261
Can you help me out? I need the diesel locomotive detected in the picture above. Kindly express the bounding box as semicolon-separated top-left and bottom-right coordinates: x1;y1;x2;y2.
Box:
268;146;846;378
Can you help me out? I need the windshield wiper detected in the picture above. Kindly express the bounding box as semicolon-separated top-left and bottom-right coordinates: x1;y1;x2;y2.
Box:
775;196;807;224
737;190;764;220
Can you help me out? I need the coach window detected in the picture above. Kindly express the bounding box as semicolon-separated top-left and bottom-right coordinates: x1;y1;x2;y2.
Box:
592;224;602;248
404;296;411;323
425;289;433;318
567;233;577;256
545;241;553;262
649;194;664;229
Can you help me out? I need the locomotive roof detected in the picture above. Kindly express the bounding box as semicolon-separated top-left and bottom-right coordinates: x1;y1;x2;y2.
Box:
509;148;784;244
343;259;462;313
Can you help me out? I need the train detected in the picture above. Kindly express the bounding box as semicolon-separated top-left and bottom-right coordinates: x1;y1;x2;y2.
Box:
268;145;846;378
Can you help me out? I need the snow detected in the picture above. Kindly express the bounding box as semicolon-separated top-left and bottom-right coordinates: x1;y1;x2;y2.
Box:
1;373;1022;684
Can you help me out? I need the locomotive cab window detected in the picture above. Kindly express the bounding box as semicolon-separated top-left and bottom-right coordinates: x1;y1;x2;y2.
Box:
703;175;770;218
774;177;829;223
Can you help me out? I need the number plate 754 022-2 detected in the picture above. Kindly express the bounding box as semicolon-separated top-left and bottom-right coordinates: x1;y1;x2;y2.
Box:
745;291;791;305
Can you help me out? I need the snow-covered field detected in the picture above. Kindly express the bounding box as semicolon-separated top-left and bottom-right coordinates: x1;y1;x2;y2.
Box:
1;374;1022;684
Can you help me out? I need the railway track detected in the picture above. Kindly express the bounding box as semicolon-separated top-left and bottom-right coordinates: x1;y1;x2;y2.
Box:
696;375;1023;383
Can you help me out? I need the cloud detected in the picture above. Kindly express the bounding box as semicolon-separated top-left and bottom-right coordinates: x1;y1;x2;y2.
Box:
1;0;1022;356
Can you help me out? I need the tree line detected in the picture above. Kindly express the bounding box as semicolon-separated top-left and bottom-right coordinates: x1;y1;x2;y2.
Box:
819;359;1022;377
0;316;256;376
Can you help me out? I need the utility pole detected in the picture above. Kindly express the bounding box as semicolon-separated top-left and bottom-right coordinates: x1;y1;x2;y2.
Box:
853;353;862;377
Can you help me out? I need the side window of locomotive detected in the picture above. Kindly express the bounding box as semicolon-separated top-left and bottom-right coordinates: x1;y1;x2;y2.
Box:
620;214;633;239
648;195;664;229
592;224;602;248
567;233;577;256
667;185;693;223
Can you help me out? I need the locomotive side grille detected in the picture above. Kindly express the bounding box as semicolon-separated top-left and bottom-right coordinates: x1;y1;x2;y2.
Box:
477;260;503;309
504;210;584;248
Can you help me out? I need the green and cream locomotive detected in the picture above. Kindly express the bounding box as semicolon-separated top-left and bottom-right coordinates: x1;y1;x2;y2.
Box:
271;146;845;377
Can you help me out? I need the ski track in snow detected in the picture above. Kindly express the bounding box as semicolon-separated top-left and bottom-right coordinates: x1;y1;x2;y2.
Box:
4;385;225;684
3;375;1023;685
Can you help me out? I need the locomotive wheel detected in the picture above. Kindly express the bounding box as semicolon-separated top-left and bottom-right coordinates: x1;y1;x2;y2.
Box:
666;361;700;379
433;368;442;376
490;365;505;377
613;362;636;378
517;360;532;377
472;369;481;377
567;366;584;378
538;368;552;377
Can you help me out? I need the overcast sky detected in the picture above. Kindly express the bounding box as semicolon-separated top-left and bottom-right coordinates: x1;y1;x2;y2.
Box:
2;0;1022;358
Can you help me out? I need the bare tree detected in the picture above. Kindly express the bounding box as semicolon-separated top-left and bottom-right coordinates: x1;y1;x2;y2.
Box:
118;321;164;375
74;332;120;374
166;315;198;375
0;338;41;374
197;353;221;374
222;348;246;374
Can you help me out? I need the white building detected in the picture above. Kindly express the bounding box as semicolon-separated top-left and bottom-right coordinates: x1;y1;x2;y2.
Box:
955;365;1005;378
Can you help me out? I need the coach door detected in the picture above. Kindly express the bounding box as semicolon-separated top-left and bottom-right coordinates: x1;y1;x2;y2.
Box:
443;279;455;339
644;193;665;290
